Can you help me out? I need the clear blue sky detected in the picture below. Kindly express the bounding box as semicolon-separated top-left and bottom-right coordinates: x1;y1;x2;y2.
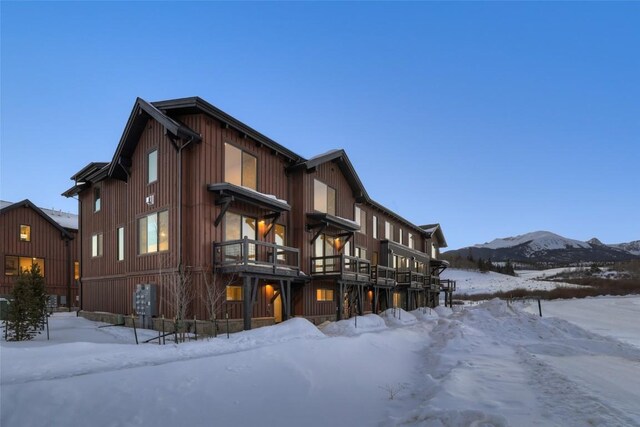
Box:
1;2;638;250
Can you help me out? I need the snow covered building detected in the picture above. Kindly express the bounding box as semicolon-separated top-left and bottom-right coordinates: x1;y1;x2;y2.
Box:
63;97;449;331
0;199;79;307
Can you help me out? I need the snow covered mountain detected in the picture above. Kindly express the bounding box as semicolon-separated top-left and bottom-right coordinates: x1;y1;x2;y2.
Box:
445;231;639;264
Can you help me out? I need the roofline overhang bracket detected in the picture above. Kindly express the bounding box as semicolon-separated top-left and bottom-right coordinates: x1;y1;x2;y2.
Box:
262;212;281;238
214;196;233;227
308;223;327;245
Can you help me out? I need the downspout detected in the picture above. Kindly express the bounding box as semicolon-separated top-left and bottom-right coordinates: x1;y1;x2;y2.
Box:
65;237;71;312
176;136;196;270
78;197;83;314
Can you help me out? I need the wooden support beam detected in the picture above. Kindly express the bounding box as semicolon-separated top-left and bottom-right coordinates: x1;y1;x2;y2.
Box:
214;197;233;227
336;282;343;321
262;212;281;238
310;223;327;245
243;276;252;331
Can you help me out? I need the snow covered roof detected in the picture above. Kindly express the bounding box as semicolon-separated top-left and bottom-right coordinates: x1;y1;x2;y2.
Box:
0;199;78;233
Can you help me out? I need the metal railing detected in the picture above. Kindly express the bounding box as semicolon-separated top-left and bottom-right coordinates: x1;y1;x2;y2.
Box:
213;238;300;274
311;255;371;282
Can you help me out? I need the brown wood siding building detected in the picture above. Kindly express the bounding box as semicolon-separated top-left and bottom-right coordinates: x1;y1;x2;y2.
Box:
66;97;448;330
1;200;78;306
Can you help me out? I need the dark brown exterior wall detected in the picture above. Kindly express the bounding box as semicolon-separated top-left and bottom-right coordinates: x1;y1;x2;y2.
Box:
0;206;78;304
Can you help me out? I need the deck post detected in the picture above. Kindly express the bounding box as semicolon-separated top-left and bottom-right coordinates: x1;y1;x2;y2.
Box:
373;287;379;314
243;276;252;330
336;281;343;321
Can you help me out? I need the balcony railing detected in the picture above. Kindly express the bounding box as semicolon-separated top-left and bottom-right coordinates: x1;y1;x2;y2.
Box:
311;255;371;283
213;238;300;276
371;265;396;287
429;276;441;291
396;269;426;288
440;279;456;292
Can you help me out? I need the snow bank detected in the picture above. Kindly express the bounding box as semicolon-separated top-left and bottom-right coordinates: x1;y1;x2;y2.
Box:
410;307;439;321
319;314;387;336
380;308;417;326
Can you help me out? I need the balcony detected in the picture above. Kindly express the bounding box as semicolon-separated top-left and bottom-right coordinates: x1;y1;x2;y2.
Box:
429;276;441;292
213;238;300;277
396;269;426;288
311;255;371;283
371;265;396;287
440;279;456;292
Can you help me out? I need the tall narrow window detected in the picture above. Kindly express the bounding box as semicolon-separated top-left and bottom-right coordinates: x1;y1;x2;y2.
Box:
385;221;392;240
138;211;169;254
314;179;336;215
148;149;158;183
225;143;257;190
91;234;103;257
408;233;414;249
117;227;125;261
372;216;378;239
355;247;367;260
74;261;80;280
20;225;31;242
399;229;403;245
355;206;366;234
94;187;101;212
275;224;286;261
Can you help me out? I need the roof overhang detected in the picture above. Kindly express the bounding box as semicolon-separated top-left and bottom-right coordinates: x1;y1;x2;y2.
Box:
306;212;360;233
208;183;291;212
0;199;75;238
420;224;448;248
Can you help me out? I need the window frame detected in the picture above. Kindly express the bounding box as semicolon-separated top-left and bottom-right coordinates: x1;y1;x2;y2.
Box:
355;206;366;234
313;179;336;215
91;233;103;258
385;221;392;240
117;226;125;261
316;288;334;302
147;148;158;184
138;210;169;255
93;187;101;212
19;224;31;242
224;142;258;190
226;285;244;301
372;215;378;239
4;256;46;277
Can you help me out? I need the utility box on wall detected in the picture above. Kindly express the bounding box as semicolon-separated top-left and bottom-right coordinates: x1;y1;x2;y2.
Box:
133;284;157;328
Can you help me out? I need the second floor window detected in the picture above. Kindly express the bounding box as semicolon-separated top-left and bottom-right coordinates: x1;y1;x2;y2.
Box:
94;187;101;212
355;246;367;260
138;211;168;254
5;256;45;277
224;212;257;241
117;227;125;261
372;216;378;239
225;143;257;190
314;179;336;215
408;233;414;249
91;233;103;257
399;229;403;245
20;225;31;242
355;206;366;234
385;221;392;240
148;149;158;183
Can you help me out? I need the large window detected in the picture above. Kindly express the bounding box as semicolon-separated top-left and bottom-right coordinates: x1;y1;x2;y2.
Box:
314;179;336;215
5;256;45;277
20;225;31;242
225;143;257;190
316;288;334;301
94;187;101;212
372;216;378;239
138;211;169;254
224;212;257;241
148;149;158;183
117;227;125;261
226;285;243;301
385;221;392;240
355;206;366;234
91;233;103;257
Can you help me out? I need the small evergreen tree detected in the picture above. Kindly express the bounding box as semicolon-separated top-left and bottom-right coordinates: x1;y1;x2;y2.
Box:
6;264;47;341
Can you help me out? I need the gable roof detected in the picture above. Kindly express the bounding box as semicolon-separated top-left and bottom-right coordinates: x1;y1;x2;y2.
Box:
289;149;369;202
420;223;448;248
108;98;202;181
0;199;77;238
151;97;303;163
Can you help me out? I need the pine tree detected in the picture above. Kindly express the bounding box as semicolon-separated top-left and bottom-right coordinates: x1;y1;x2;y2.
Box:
6;264;47;341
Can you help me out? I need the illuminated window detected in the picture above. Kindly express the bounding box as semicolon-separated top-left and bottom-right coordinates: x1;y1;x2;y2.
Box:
4;256;45;277
393;292;401;308
316;288;334;301
314;179;336;215
117;227;125;261
20;225;31;242
385;221;392;240
138;211;168;254
372;216;378;239
91;233;103;257
148;149;158;183
94;187;101;212
355;206;366;234
226;285;244;301
74;261;79;280
225;143;257;190
355;247;367;260
224;213;257;241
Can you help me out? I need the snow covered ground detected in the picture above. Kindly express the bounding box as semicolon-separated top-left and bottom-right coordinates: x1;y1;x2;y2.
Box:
441;268;578;295
2;298;639;427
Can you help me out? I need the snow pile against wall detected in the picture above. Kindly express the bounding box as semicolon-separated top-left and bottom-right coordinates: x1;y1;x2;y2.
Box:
380;308;418;326
319;314;387;336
